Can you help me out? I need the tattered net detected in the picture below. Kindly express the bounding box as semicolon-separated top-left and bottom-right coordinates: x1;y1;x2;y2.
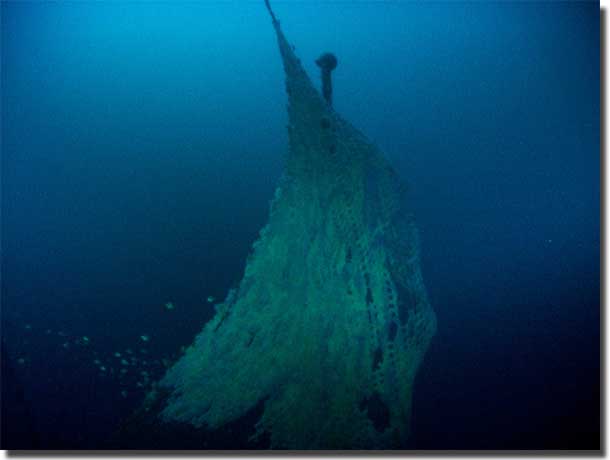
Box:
144;11;436;450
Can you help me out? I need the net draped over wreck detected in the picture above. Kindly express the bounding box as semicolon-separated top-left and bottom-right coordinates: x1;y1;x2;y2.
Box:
144;7;436;450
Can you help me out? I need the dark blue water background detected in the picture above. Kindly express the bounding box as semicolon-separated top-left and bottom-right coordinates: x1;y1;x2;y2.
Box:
1;1;600;449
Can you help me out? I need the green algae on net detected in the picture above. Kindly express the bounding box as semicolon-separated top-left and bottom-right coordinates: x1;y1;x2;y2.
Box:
120;1;437;450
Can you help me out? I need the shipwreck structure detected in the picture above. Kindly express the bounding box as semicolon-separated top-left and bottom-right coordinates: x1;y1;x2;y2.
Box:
118;1;436;450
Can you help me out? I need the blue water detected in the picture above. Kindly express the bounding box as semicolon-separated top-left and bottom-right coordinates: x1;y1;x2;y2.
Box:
1;1;599;450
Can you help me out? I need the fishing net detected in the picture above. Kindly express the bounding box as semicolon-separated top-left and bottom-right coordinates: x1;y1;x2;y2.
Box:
144;14;436;450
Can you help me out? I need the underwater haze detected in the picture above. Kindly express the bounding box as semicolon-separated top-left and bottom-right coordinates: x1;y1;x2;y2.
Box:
1;0;600;450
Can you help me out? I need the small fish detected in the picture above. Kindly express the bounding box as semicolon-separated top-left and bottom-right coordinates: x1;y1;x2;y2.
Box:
100;366;107;372
140;335;150;342
114;352;121;358
62;342;69;349
17;358;25;365
82;336;90;344
120;359;129;366
207;296;215;303
24;324;32;330
121;390;128;398
164;302;175;311
93;359;101;365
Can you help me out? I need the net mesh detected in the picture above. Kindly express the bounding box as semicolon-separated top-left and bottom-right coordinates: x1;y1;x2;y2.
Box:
154;17;436;449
